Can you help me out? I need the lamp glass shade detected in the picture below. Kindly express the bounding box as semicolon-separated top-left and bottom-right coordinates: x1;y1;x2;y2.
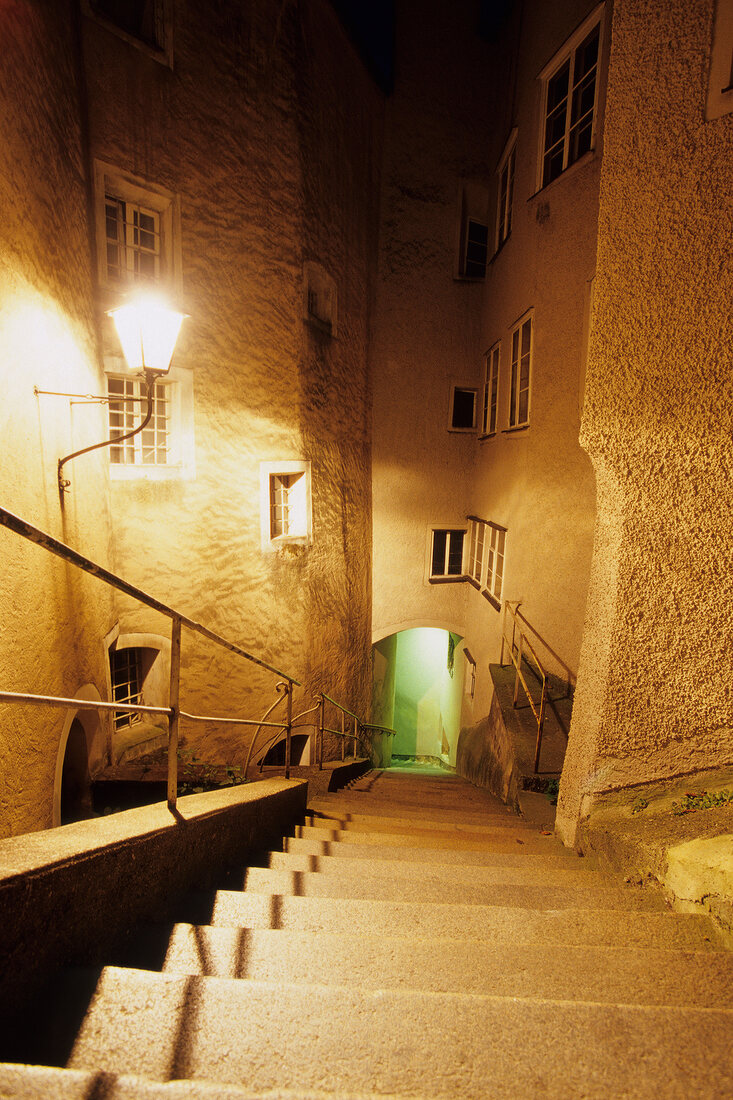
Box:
109;298;185;375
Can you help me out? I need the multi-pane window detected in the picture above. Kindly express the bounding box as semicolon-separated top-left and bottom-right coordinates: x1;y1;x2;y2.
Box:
496;139;516;248
509;315;532;428
461;218;489;278
486;524;507;605
482;344;500;435
105;196;161;285
541;14;601;187
269;471;306;540
108;377;169;465
110;647;143;731
430;529;465;578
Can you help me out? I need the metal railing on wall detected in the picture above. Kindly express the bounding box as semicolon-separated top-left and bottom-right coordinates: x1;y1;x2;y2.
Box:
0;505;394;810
500;599;574;774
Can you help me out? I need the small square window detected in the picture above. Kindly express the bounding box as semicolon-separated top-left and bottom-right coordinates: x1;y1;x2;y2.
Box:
84;0;172;64
450;386;477;431
260;461;312;550
430;529;466;579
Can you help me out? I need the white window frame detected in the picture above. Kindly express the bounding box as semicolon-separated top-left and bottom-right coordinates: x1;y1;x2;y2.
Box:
485;523;507;610
449;385;478;432
82;0;174;67
481;344;500;436
495;130;517;250
93;161;182;300
259;460;312;551
428;527;466;581
508;312;533;429
706;0;733;120
467;517;486;586
537;4;604;190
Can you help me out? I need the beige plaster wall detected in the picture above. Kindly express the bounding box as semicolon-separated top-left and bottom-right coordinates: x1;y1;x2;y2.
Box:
0;1;117;837
460;0;603;736
371;0;495;644
557;0;733;843
79;0;381;761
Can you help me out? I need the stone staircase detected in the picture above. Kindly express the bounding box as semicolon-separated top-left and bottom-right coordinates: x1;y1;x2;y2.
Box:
2;764;732;1098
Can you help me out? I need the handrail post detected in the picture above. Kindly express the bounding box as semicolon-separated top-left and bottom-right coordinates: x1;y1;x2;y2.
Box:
534;673;548;773
353;714;358;760
285;680;293;779
167;615;182;809
341;710;345;761
318;693;325;770
500;600;507;666
513;632;523;709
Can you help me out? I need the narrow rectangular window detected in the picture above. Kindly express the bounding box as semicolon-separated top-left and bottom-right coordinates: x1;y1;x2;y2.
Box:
472;521;486;584
462;219;489;278
105;195;161;285
509;316;532;428
108;377;170;465
430;529;466;578
482;345;500;434
541;11;602;188
496;139;516;248
450;386;477;430
91;0;165;50
110;647;143;730
483;523;507;608
270;472;305;539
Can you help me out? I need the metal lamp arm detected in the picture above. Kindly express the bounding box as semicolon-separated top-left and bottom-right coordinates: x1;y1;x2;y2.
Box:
57;372;155;494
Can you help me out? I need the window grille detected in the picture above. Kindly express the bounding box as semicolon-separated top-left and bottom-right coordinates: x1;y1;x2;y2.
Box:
108;377;170;465
110;647;143;731
105;195;161;285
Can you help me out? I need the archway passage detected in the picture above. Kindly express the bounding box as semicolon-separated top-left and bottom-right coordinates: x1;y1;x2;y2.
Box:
372;627;465;766
261;734;310;767
60;718;93;824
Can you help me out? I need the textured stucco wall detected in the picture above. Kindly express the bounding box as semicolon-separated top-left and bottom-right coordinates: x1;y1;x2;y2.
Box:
371;0;493;644
557;0;733;843
78;0;381;762
0;1;117;837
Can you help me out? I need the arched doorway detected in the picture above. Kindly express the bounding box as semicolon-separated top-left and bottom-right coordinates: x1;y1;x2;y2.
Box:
59;718;93;824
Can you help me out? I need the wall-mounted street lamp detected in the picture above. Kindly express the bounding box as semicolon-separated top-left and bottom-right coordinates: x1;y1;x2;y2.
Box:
54;295;185;496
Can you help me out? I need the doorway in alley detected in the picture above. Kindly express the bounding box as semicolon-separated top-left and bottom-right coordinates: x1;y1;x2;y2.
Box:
371;627;466;766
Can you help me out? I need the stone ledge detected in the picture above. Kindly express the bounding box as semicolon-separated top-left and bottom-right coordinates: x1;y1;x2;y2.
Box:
0;779;307;1022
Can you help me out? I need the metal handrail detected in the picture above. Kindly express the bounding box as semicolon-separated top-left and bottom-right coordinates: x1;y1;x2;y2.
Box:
255;699;322;773
500;600;549;773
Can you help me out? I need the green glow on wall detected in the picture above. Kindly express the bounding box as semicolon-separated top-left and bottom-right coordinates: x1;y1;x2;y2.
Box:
387;627;464;760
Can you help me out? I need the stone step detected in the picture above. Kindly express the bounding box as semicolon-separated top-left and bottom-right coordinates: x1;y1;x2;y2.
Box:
256;850;612;889
282;834;593;868
0;1063;391;1099
208;890;715;947
161;924;733;1008
68;967;733;1098
302;810;534;834
289;827;586;856
307;798;519;826
236;865;665;910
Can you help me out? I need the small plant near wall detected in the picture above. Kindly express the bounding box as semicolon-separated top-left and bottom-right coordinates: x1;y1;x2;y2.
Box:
545;778;560;805
176;748;247;796
631;796;649;814
671;790;733;816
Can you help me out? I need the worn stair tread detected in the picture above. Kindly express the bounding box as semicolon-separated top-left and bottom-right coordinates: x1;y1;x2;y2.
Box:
254;850;614;888
68;967;733;1099
282;835;590;868
207;891;715;947
0;1063;402;1100
307;800;521;828
290;827;565;855
300;814;542;838
161;923;733;1007
237;865;666;909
